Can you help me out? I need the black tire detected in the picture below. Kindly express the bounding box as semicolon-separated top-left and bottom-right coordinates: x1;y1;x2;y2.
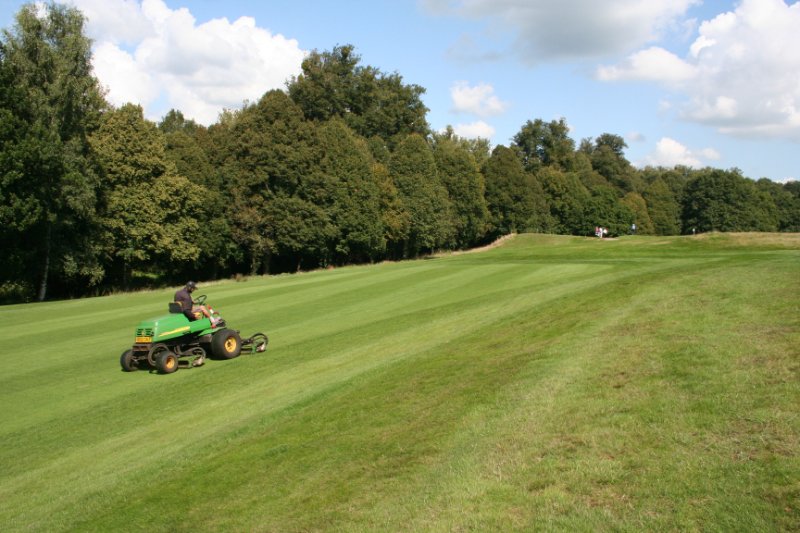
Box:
211;329;242;360
157;350;179;374
148;343;170;367
120;349;137;372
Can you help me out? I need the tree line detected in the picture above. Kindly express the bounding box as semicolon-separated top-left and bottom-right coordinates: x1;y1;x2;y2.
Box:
1;3;798;303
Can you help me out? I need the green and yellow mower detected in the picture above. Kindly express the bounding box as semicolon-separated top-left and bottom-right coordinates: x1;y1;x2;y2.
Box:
120;294;268;374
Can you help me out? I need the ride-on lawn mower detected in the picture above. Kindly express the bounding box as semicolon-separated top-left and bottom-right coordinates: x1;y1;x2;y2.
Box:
120;294;268;374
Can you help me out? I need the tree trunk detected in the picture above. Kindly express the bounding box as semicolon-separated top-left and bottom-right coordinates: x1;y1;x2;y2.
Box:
37;223;52;302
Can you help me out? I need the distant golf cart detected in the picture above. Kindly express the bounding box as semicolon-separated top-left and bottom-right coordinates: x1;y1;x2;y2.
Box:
120;294;268;374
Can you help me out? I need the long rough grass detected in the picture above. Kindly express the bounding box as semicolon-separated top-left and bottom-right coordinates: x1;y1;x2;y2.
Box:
1;233;798;531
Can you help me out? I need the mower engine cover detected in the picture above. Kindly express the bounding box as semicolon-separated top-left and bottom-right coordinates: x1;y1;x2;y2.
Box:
134;313;214;346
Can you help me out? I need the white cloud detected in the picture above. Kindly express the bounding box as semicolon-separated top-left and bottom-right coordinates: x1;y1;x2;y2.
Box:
679;0;800;140
626;131;645;143
596;46;697;83
599;0;800;141
450;81;508;117
453;120;496;139
70;0;305;125
429;0;699;63
637;137;719;168
92;41;159;105
69;0;152;45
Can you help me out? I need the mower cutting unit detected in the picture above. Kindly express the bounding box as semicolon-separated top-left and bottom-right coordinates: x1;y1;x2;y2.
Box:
120;294;268;374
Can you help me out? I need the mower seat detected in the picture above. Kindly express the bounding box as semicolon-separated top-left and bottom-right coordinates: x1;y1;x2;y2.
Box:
168;302;182;314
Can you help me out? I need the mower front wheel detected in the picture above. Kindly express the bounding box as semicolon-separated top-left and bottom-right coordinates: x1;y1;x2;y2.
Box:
120;349;137;372
157;350;179;374
212;329;242;359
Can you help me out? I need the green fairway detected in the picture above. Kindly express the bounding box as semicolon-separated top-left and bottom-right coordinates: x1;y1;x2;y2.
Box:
1;233;798;531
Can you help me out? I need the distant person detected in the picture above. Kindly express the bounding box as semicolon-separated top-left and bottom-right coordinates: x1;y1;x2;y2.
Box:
174;281;215;323
631;223;636;235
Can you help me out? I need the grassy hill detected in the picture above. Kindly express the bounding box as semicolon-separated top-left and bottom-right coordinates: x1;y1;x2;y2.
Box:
1;233;798;532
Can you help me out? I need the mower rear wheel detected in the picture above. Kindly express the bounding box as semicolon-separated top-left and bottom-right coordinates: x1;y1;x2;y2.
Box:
120;349;137;372
157;350;179;374
212;329;242;359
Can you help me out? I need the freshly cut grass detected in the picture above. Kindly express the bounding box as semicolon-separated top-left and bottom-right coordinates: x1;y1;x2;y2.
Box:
1;233;798;532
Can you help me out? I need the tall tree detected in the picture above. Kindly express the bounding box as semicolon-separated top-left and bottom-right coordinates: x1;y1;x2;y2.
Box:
309;118;385;264
160;110;234;279
389;134;454;256
434;125;491;167
682;169;778;233
482;145;550;238
287;44;429;146
643;176;681;235
585;133;644;193
432;135;489;248
512;118;575;173
756;178;800;232
224;90;315;273
372;160;410;258
91;104;206;286
538;167;591;235
585;186;635;237
0;2;107;300
621;191;654;235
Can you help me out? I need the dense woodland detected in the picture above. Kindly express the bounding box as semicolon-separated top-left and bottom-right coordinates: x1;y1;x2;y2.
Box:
1;4;799;303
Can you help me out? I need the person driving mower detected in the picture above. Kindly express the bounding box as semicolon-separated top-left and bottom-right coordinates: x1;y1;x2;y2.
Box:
174;281;217;324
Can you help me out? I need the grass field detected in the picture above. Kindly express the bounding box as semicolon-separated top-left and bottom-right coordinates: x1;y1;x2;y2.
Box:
1;233;798;532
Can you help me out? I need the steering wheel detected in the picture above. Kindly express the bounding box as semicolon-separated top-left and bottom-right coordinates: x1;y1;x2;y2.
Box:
193;294;207;305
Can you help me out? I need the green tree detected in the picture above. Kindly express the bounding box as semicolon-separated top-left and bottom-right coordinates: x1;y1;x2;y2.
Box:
372;161;410;258
585;133;644;193
0;2;107;300
538;166;591;235
781;181;800;231
643;176;682;235
309;118;385;263
91;103;206;286
160;110;234;279
756;178;800;232
287;44;428;146
512;118;575;172
223;90;315;273
435;126;491;167
621;191;654;235
432;135;489;248
682;169;778;233
584;187;634;236
264;194;336;272
389;134;454;256
482;145;550;238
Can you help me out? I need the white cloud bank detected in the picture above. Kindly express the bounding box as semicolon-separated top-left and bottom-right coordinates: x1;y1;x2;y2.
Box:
452;120;496;139
597;0;800;141
638;137;721;168
424;0;698;62
429;0;800;142
446;81;506;139
450;81;508;117
70;0;305;125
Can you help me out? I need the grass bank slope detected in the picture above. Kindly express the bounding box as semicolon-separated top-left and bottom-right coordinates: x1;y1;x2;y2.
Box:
1;233;798;531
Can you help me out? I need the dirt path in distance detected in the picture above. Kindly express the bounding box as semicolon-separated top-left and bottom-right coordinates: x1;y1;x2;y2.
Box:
432;233;517;257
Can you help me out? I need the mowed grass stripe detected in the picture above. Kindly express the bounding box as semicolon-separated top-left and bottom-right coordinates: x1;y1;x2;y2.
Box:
0;253;677;442
72;247;758;531
0;262;602;477
0;233;797;531
1;257;710;530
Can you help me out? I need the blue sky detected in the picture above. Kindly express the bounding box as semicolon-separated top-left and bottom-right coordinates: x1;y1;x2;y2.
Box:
2;0;798;183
